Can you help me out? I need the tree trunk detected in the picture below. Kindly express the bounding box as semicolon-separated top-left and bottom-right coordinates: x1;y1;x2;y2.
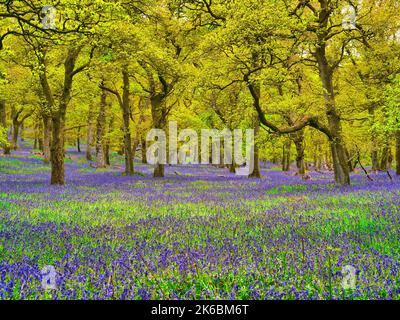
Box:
345;147;354;172
379;144;390;171
368;107;379;170
132;137;140;163
292;130;306;175
50;115;65;185
122;68;134;175
43;115;51;164
315;43;350;185
0;100;11;154
150;96;167;178
96;88;107;168
249;118;261;178
105;115;114;166
20;123;24;142
141;137;147;164
282;139;291;172
371;149;379;171
86;109;94;161
388;148;393;170
76;127;81;153
49;46;81;185
11;122;19;150
154;163;165;177
33;120;39;150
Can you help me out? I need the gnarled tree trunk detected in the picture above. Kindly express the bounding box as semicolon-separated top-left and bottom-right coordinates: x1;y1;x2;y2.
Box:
291;130;306;175
315;42;350;185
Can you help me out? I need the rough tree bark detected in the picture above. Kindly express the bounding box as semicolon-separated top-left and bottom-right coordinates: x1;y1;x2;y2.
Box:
42;114;51;164
76;127;81;153
379;143;390;171
291;130;306;175
0;100;11;154
96;86;107;168
249;117;261;178
38;119;44;152
122;68;134;175
105;115;114;166
86;109;94;161
141;137;147;164
50;112;65;185
150;94;168;178
282;138;291;172
314;42;350;185
51;47;89;185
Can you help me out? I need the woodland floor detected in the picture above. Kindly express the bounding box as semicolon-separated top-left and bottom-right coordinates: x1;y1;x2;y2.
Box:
0;141;399;299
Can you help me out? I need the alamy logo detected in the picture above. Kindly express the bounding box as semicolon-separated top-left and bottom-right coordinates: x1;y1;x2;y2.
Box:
40;6;57;30
41;265;57;290
146;121;255;176
341;265;357;290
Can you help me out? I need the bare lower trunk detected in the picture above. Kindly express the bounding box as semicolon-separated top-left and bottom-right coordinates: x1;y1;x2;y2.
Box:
141;137;147;164
50;116;65;185
132;137;139;162
105;116;114;166
249;118;261;178
154;163;165;177
38;119;43;152
345;147;354;172
86;110;94;161
292;130;306;175
282;139;291;172
371;149;379;171
330;137;350;184
12;123;19;150
0;100;11;154
33;121;39;150
150;97;167;178
122;112;134;175
122;68;134;175
96;88;107;168
249;149;261;178
43;115;51;164
104;145;110;166
379;144;390;171
76;127;81;153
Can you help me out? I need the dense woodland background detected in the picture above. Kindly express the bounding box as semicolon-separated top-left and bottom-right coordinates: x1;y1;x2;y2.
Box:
1;0;400;185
